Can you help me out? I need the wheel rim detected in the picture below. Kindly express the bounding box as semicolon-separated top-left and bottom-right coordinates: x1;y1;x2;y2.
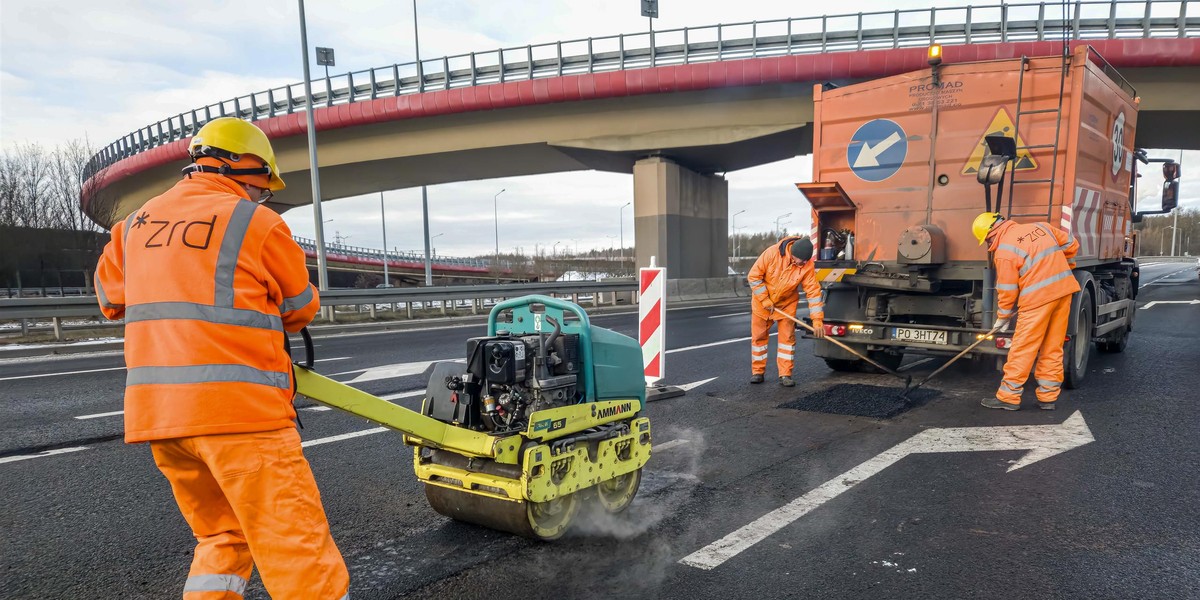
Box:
527;493;578;540
595;469;641;513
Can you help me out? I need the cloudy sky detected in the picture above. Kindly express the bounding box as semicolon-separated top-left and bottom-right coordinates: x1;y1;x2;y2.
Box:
2;0;1195;258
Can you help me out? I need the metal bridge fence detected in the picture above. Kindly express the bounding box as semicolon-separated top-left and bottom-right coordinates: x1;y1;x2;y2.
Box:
82;1;1198;183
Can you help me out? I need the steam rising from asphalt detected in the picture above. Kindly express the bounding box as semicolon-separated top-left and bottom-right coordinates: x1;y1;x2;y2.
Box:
571;426;707;539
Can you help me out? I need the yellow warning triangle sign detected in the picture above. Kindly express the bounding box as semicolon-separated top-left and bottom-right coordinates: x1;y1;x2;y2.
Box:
961;107;1039;175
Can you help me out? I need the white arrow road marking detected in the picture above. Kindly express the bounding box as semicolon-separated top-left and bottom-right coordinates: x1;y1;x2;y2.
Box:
0;446;90;465
680;411;1095;570
333;359;459;384
853;132;902;168
1142;299;1200;309
677;377;718;392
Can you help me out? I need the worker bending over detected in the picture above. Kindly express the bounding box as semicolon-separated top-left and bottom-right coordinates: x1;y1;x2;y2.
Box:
974;212;1080;411
747;236;825;387
95;117;349;599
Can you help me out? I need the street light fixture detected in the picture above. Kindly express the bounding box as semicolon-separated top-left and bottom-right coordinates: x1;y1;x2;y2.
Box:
775;212;792;237
494;188;507;263
297;0;329;297
553;241;562;256
619;201;632;274
732;209;746;261
430;232;444;257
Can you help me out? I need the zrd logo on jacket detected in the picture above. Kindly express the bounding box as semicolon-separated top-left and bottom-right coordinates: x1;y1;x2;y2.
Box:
133;211;219;250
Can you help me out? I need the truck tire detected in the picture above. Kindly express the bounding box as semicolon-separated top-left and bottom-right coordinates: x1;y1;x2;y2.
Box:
1063;289;1093;389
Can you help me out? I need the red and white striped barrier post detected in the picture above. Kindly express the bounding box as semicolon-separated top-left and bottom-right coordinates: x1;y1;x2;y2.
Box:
639;257;684;401
639;260;666;385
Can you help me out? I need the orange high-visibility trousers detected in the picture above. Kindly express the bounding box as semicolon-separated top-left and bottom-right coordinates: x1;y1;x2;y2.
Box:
151;427;349;600
751;314;797;377
996;295;1072;406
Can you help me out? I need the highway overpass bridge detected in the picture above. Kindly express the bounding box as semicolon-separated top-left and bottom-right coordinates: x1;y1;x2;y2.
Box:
82;1;1200;278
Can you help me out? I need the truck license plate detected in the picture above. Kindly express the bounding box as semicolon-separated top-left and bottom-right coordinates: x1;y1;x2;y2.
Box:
892;327;948;345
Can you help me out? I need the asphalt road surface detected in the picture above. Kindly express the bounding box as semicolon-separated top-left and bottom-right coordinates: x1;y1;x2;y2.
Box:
2;262;1198;599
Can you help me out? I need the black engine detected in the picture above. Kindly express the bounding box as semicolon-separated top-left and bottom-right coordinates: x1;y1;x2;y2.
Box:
423;315;581;433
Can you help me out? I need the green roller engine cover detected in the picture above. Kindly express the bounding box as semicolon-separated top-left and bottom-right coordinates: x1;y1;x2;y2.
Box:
487;294;646;409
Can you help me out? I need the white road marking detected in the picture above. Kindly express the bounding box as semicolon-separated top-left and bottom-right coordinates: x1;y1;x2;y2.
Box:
667;332;779;354
1141;299;1200;309
334;360;457;384
0;366;124;382
680;411;1095;570
897;357;935;372
379;389;424;401
0;446;90;465
653;439;691;452
707;312;746;319
315;357;351;363
301;427;390;448
301;406;332;412
677;377;718;392
74;410;124;420
1140;267;1196;288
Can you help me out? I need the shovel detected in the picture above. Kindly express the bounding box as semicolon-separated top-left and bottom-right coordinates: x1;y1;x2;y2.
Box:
775;310;913;389
898;323;1004;400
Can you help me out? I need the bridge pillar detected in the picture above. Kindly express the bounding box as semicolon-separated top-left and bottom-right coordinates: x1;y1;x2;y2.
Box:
633;157;728;279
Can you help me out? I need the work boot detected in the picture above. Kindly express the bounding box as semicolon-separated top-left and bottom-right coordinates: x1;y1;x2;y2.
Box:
779;376;795;387
750;373;765;384
1038;402;1056;411
980;397;1020;411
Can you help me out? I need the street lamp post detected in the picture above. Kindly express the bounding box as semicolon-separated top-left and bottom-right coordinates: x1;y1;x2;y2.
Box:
297;0;329;296
412;0;434;286
732;209;746;262
619;201;631;275
553;241;561;256
379;192;388;286
775;212;792;237
430;232;443;257
493;188;506;264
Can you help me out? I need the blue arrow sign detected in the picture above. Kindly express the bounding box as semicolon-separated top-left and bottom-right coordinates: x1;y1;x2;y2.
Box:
848;119;907;182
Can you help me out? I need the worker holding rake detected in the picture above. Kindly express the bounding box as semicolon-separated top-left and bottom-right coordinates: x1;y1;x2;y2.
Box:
973;212;1080;411
747;236;825;387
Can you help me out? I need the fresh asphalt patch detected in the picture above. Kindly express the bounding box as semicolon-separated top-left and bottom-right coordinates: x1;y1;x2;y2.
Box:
778;383;941;418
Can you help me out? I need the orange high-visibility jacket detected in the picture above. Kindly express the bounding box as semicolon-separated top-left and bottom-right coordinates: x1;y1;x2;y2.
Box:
747;237;824;322
94;173;320;443
989;220;1080;320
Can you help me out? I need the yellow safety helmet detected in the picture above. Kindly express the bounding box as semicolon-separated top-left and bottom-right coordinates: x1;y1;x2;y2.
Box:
186;117;285;191
972;212;1003;245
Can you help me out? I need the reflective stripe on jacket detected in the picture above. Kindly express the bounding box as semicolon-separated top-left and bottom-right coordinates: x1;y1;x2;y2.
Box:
95;173;320;442
988;220;1080;319
747;237;824;321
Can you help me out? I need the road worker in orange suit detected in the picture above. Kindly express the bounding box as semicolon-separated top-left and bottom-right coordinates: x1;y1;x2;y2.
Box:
747;236;825;387
974;212;1080;411
94;117;349;599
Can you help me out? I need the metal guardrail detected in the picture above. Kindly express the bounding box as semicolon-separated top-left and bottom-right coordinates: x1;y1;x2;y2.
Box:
0;281;638;321
292;237;508;270
82;1;1198;183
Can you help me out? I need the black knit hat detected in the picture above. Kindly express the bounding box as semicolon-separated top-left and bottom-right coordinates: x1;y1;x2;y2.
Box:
790;237;814;261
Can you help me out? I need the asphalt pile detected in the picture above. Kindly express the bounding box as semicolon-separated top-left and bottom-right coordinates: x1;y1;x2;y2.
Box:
778;383;941;419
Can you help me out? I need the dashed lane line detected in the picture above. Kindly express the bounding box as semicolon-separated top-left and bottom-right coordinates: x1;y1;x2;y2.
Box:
0;446;90;465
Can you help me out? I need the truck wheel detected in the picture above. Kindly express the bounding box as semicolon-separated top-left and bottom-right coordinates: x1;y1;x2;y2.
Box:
1063;290;1092;389
824;359;861;372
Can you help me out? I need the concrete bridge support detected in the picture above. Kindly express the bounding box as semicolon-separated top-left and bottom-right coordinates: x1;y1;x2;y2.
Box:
633;157;729;279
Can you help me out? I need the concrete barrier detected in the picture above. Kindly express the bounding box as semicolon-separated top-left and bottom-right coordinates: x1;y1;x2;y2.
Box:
1138;256;1198;264
677;279;709;302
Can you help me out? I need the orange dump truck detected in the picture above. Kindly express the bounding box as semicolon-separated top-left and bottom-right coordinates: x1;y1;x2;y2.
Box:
796;45;1180;387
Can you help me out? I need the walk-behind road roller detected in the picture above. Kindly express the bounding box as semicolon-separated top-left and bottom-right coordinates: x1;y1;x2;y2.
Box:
292;295;652;540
